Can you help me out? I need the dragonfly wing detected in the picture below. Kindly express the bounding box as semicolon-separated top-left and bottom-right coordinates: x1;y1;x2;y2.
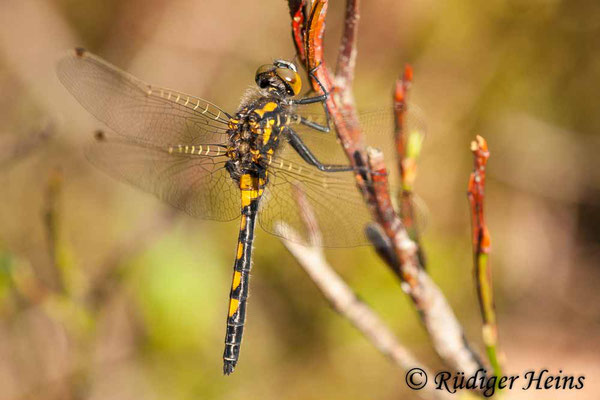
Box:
259;102;428;247
57;49;231;146
58;49;240;221
259;148;372;247
86;133;240;222
290;104;427;165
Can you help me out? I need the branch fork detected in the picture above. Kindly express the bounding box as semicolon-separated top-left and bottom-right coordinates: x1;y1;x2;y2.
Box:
284;0;499;393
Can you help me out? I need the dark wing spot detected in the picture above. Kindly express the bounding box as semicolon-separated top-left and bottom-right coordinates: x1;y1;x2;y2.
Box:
94;130;106;141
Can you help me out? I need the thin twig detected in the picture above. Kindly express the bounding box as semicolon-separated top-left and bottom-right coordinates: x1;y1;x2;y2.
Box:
276;185;450;400
288;0;484;376
393;66;426;269
335;0;359;87
367;148;483;374
468;135;502;378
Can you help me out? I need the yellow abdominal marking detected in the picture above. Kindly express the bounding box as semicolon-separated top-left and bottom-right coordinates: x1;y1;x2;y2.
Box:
232;270;242;290
240;174;265;207
236;242;244;260
228;299;239;317
240;175;258;207
240;216;247;230
254;102;278;118
241;190;262;207
242;191;256;207
240;175;259;189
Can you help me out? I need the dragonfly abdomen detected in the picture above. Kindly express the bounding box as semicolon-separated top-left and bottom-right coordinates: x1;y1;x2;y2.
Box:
223;172;264;375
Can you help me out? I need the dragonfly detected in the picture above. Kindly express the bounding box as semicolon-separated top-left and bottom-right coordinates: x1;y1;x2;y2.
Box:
57;48;422;375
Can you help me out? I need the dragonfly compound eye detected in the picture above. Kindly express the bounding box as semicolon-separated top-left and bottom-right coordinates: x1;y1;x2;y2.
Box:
275;68;301;96
255;64;275;89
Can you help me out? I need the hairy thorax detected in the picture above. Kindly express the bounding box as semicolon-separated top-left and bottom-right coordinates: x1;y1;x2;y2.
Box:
225;92;292;182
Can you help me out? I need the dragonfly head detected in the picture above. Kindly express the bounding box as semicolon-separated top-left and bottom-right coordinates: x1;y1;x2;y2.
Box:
255;60;301;97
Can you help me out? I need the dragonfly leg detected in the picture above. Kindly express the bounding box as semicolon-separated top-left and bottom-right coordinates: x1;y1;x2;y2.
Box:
307;62;328;99
292;63;329;105
286;127;353;172
299;115;330;133
292;94;327;105
293;66;332;132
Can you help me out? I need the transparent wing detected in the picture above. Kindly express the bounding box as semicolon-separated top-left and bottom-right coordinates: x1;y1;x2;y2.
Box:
87;133;240;221
58;49;240;221
259;140;372;247
290;103;427;165
57;49;231;146
259;104;428;247
260;164;371;247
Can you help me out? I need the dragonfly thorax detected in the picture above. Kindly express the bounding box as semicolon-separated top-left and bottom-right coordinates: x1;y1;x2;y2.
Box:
225;97;291;182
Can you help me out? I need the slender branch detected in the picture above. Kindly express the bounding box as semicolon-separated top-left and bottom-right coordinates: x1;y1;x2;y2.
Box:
468;135;502;378
335;0;359;87
367;148;484;374
393;66;426;267
276;185;451;400
289;0;307;64
288;0;484;376
299;0;365;155
394;65;413;183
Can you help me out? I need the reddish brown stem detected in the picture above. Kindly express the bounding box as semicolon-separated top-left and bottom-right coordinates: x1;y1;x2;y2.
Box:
288;0;484;375
393;65;413;184
393;65;426;269
468;135;491;256
294;0;365;159
467;136;501;376
290;1;307;64
335;0;359;86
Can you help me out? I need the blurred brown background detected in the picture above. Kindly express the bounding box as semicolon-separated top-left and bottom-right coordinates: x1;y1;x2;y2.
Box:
0;0;599;399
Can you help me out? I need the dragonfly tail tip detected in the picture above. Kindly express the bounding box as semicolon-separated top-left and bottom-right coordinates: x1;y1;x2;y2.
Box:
223;361;236;375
